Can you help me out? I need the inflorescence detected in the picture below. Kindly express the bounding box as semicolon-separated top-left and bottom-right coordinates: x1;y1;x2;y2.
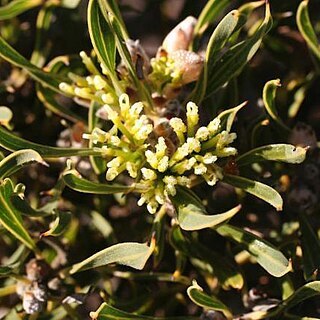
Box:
82;94;238;214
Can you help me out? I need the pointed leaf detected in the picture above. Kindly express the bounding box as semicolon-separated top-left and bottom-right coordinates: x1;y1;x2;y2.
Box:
69;242;154;274
193;0;230;38
0;126;101;158
299;214;320;280
223;174;283;211
297;0;320;62
236;144;307;167
90;302;197;320
0;36;68;94
170;226;244;290
62;170;132;194
187;281;232;319
192;10;243;103
0;149;46;179
205;3;272;96
0;179;36;250
263;79;289;130
41;211;72;237
216;224;291;277
0;0;42;20
171;187;241;231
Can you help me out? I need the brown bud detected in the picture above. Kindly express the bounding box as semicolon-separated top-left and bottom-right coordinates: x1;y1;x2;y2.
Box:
162;16;197;53
169;50;203;84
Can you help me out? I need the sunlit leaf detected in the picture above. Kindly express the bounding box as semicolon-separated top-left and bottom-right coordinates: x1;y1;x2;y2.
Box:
193;0;230;39
69;241;155;274
0;36;68;94
262;79;289;130
296;0;320;62
90;302;197;320
192;10;243;104
216;224;291;277
0;0;42;20
171;187;241;231
0;179;36;250
0;149;46;179
41;211;72;237
62;170;132;194
223;174;283;211
236;144;307;167
170;226;244;290
187;281;232;319
205;2;272;96
0;126;101;158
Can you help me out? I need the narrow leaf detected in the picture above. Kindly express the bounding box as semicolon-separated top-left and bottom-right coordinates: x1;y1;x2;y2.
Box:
170;226;244;290
90;302;197;320
187;281;232;319
171;187;241;231
69;242;154;274
192;10;243;104
0;149;46;179
236;144;307;167
0;36;68;94
263;79;289;130
41;211;72;237
299;214;320;280
216;224;291;277
0;0;42;20
193;0;230;38
0;126;101;158
223;174;283;211
62;170;132;194
205;2;272;97
0;179;36;250
297;0;320;61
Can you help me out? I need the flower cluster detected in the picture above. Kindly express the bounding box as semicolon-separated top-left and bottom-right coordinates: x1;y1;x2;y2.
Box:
83;94;238;214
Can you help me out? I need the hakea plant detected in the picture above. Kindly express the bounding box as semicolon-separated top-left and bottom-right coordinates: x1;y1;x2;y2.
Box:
1;0;319;318
80;93;239;214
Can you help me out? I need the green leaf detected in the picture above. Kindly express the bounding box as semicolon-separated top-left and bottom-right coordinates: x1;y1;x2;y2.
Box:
262;79;289;130
106;12;153;108
62;170;132;194
0;0;42;20
37;84;85;123
0;36;68;94
0;149;46;179
90;302;197;320
88;0;121;94
236;144;307;167
30;4;54;67
216;224;291;277
205;2;272;97
299;214;320;280
0;126;101;158
192;10;243;104
69;242;154;274
171;187;241;231
193;0;230;38
170;226;244;290
0;179;36;250
41;211;72;237
223;174;283;211
297;0;320;62
11;193;53;217
217;101;247;132
187;281;232;319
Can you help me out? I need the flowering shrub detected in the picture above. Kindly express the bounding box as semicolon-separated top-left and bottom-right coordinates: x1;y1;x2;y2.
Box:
0;0;319;319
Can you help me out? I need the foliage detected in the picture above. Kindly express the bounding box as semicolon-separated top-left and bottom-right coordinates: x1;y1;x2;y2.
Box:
0;0;319;319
